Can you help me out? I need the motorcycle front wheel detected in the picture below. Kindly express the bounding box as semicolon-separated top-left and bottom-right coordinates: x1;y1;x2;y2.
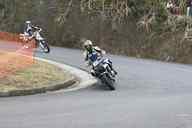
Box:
39;41;50;53
100;73;115;91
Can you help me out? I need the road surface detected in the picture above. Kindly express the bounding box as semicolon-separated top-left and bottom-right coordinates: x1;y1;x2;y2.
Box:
0;47;192;128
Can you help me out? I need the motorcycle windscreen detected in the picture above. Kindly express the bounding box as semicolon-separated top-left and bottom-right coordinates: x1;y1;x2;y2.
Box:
0;32;36;78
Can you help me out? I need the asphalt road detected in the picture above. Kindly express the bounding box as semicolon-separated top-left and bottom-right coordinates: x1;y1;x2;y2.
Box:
0;47;192;128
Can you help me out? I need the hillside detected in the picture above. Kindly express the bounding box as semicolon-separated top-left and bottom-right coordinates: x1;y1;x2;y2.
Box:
1;0;192;63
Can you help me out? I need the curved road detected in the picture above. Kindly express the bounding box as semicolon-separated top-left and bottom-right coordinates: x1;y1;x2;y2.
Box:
1;47;192;128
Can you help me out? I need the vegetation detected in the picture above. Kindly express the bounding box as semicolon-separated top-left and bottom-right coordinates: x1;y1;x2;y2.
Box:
1;0;192;63
0;60;71;91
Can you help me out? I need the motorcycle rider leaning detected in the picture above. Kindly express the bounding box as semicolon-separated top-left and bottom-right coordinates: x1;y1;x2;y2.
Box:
83;40;117;77
24;21;34;37
20;21;35;48
24;21;42;41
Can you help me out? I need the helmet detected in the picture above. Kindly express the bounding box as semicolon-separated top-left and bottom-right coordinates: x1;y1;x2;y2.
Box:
83;40;93;51
83;40;93;47
25;20;31;24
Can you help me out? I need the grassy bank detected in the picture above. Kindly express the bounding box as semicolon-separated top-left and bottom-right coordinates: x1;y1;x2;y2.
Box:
0;61;72;92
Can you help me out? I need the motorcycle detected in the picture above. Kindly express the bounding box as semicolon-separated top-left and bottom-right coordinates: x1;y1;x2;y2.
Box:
20;27;50;53
91;58;116;90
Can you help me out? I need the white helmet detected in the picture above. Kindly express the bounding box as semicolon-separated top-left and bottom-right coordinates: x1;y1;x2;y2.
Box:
25;20;31;24
83;40;93;47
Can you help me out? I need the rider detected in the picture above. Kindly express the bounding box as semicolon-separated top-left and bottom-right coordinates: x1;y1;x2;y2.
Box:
24;21;34;37
23;21;42;40
20;21;34;48
83;40;117;76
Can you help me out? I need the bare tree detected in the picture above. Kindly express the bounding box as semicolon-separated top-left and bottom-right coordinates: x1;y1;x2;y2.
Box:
55;0;73;25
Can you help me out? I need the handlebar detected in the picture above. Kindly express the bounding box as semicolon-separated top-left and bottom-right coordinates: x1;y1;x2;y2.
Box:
32;26;42;32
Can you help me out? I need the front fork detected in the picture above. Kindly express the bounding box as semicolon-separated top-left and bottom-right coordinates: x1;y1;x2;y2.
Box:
36;40;45;48
39;41;44;48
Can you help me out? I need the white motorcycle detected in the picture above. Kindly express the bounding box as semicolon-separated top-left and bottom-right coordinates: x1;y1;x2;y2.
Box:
85;51;117;90
20;27;50;53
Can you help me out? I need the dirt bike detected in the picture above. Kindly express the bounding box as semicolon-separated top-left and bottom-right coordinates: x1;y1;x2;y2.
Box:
20;28;50;53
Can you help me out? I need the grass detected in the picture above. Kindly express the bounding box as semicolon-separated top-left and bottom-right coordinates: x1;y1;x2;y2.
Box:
0;60;72;92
